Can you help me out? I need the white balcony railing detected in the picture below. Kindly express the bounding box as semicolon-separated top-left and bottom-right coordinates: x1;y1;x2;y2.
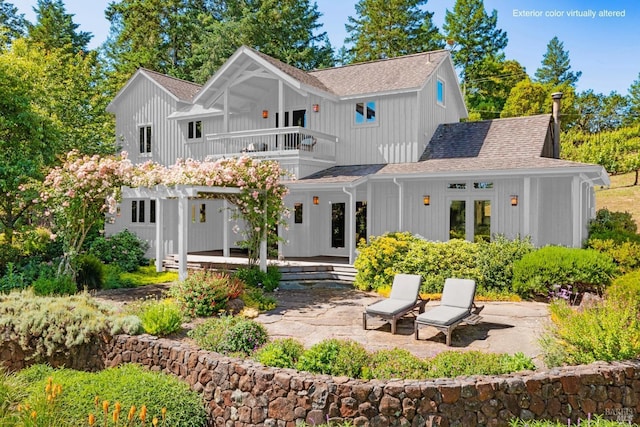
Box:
191;127;338;161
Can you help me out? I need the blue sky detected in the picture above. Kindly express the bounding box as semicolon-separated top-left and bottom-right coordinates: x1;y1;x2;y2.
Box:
10;0;639;94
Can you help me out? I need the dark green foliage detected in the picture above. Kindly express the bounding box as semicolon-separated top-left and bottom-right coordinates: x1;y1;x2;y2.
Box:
364;348;429;380
89;230;148;273
512;246;618;297
0;263;26;294
234;265;281;292
295;339;370;378
102;264;135;289
188;315;268;356
534;36;581;87
476;236;535;293
138;300;183;336
32;274;77;296
254;338;305;369
74;254;104;290
241;287;278;311
426;351;535;378
16;364;207;427
589;208;637;236
169;270;244;317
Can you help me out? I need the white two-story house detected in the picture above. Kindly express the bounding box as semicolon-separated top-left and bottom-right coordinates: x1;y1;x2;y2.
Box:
106;45;608;269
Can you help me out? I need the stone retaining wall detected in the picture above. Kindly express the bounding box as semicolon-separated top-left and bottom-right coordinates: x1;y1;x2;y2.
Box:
104;335;640;426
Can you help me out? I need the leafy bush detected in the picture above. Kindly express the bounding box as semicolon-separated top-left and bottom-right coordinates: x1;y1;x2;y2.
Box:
0;263;26;294
138;300;183;336
512;246;618;297
241;287;278;311
89;230;149;272
354;232;421;291
188;315;268;356
364;348;429;380
0;291;141;361
74;254;105;290
255;338;305;368
540;298;640;367
102;264;135;289
169;270;244;317
476;236;535;293
587;238;640;274
32;274;77;296
605;270;640;310
426;351;535;378
295;339;370;378
588;208;637;236
14;364;207;427
234;265;281;291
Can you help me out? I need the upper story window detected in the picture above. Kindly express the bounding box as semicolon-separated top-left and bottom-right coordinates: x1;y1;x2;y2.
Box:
139;125;152;154
188;120;202;140
437;79;445;105
355;101;376;125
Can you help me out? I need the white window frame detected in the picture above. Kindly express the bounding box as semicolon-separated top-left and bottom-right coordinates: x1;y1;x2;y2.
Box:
187;120;202;141
354;100;377;126
138;124;152;156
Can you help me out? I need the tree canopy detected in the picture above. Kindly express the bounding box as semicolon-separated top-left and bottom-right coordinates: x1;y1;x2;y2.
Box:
535;36;581;87
344;0;442;63
27;0;91;53
0;0;27;47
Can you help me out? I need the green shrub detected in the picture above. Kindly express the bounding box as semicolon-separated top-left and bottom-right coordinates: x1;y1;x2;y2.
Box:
255;338;305;368
540;299;640;367
354;232;421;291
32;274;77;296
139;299;183;336
0;263;26;294
512;246;618;297
0;291;141;361
364;348;429;380
102;264;135;289
426;351;535;378
587;238;640;274
74;254;105;290
89;230;148;272
606;270;640;310
399;238;481;293
188;315;268;356
241;286;278;311
234;265;281;291
169;270;244;317
296;339;370;378
0;368;26;421
476;236;535;293
589;208;637;236
15;364;207;427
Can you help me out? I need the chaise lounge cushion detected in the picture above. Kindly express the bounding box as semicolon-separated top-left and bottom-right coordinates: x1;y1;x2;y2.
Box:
366;299;418;316
416;305;470;326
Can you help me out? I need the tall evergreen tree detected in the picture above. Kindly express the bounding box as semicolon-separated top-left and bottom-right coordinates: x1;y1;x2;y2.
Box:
344;0;442;63
628;72;640;126
535;36;581;87
442;0;507;83
190;0;334;83
27;0;92;53
0;0;27;47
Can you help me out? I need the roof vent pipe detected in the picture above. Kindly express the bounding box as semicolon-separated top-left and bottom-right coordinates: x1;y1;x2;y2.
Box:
551;92;563;159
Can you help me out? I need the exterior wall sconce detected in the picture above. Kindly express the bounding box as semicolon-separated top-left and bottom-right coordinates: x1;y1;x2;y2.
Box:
313;196;319;205
262;110;269;119
510;195;519;206
312;104;320;112
423;195;430;206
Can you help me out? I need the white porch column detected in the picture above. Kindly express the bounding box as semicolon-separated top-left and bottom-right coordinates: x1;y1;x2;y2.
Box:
259;195;267;272
154;198;164;272
178;195;189;281
343;187;356;264
572;176;581;247
523;177;531;238
223;199;230;257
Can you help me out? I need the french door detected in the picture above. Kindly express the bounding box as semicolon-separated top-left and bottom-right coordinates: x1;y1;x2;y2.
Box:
449;198;492;242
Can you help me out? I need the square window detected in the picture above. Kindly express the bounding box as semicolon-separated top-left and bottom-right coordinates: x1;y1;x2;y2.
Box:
437;79;445;105
294;203;303;224
355;101;376;124
188;121;202;139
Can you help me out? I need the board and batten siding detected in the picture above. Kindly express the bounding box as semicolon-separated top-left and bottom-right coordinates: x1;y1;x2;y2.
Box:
535;177;573;247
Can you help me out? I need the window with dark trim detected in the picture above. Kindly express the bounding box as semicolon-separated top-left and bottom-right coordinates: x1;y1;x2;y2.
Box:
150;200;156;223
294;203;303;224
139;125;152;153
199;203;206;222
132;200;148;223
131;201;137;223
188;121;202;139
355;101;376;124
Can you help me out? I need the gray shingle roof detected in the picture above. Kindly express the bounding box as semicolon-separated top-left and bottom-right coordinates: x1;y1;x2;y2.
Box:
308;50;449;97
421;114;553;161
142;68;202;102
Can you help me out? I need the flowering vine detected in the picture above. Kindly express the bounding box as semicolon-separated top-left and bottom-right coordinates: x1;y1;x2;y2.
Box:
42;152;289;274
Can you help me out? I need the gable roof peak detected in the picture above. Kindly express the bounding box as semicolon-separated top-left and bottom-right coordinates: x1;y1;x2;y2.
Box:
138;68;202;102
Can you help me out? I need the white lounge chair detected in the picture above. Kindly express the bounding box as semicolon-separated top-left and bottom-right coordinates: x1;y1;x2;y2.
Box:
363;274;428;334
414;278;483;346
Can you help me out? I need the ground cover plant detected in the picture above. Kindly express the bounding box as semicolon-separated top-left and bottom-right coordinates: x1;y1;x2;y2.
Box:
1;363;207;426
0;290;141;363
188;315;268;356
136;299;183;336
